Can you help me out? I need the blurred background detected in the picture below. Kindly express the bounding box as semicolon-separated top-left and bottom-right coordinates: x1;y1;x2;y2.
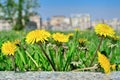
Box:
0;0;120;31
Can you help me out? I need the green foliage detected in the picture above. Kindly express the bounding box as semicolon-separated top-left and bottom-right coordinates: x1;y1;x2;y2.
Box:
0;30;120;72
0;0;40;30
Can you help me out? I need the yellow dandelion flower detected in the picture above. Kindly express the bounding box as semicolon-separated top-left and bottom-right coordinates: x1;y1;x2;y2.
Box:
67;33;74;38
97;51;111;74
26;30;51;44
95;23;115;37
52;33;69;42
13;39;21;45
111;64;116;71
79;38;87;44
1;41;17;56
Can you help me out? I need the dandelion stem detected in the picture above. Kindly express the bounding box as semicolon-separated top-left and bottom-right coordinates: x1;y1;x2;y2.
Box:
11;55;15;71
25;51;39;68
89;37;104;66
39;42;56;71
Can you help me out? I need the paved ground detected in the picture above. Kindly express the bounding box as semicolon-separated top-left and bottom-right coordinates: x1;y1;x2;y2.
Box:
0;71;120;80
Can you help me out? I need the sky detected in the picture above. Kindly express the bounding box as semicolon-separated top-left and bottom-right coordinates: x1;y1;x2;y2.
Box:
39;0;120;20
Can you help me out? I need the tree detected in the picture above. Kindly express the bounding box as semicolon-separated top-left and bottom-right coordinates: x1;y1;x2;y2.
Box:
0;0;17;21
0;0;40;30
13;0;24;30
23;0;40;24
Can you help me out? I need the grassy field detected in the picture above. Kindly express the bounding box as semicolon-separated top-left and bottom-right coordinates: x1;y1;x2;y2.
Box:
0;29;120;73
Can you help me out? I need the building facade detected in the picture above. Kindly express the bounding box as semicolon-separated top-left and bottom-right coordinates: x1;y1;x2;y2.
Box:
70;14;91;30
29;15;42;29
0;20;12;30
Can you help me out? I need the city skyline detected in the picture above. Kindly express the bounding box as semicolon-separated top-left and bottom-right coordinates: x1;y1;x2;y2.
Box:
39;0;120;20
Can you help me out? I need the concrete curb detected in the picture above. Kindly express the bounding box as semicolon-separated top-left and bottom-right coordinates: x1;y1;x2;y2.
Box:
0;71;120;80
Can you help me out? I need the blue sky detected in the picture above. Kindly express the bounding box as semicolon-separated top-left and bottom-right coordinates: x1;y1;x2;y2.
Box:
39;0;120;20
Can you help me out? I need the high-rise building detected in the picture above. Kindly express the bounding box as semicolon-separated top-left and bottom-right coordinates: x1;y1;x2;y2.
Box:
50;16;66;27
70;14;91;30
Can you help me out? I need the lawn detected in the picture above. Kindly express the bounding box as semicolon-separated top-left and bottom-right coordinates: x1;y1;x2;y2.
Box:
0;24;120;74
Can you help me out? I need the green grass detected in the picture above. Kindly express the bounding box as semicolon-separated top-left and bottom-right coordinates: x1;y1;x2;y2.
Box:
0;30;120;73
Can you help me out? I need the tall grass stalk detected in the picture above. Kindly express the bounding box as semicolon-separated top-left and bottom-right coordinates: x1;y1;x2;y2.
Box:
25;51;39;68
